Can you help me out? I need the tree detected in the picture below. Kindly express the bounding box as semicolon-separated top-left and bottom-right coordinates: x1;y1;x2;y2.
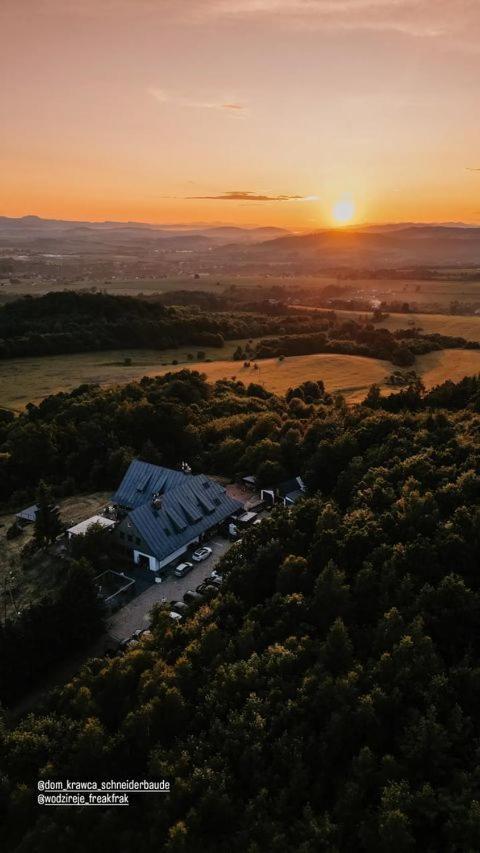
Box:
33;481;62;546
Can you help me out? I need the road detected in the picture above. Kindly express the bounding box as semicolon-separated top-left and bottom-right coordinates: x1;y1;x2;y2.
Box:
107;535;232;641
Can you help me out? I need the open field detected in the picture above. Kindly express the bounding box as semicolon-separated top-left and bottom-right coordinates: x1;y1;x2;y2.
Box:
5;272;480;306
0;491;111;616
152;353;393;404
0;340;253;412
152;349;480;403
0;274;328;298
4;342;480;413
333;308;480;342
416;349;480;389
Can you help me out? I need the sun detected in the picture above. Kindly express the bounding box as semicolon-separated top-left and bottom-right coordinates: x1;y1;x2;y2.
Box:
332;196;355;226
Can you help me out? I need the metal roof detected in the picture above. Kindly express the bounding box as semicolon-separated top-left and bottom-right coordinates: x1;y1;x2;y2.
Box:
128;475;243;562
67;515;116;536
16;504;38;522
283;489;303;504
111;460;188;510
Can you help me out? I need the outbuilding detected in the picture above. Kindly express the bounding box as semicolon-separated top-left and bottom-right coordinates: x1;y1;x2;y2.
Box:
67;515;116;540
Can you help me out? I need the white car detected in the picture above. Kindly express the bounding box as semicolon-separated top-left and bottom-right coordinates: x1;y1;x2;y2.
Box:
210;570;223;582
169;611;182;622
191;546;213;562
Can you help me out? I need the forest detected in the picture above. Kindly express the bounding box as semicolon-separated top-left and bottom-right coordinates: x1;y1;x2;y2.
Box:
2;292;477;371
2;370;480;849
0;291;333;359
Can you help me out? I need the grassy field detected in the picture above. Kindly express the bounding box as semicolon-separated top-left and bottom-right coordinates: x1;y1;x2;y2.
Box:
4;271;480;307
0;340;253;412
4;341;480;413
0;491;111;616
152;353;393;404
333;308;480;342
415;349;480;389
151;349;480;403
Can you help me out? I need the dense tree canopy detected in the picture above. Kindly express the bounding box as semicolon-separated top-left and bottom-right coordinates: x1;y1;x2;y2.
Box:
2;372;480;849
0;292;335;359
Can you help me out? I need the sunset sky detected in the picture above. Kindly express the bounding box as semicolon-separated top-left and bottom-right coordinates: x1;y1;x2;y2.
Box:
2;0;480;229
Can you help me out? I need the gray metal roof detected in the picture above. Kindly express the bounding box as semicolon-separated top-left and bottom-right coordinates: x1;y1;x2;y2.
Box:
283;489;303;504
16;504;38;522
111;460;188;510
128;475;243;562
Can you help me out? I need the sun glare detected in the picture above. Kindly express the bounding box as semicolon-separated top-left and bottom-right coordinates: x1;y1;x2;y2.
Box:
332;197;355;226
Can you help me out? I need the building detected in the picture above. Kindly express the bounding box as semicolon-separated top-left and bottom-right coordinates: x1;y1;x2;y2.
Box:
16;504;39;524
261;476;305;508
111;459;187;511
67;515;116;540
113;460;243;572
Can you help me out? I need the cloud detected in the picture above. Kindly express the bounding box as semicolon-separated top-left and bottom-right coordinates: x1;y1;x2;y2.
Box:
149;88;247;115
204;0;480;40
185;191;317;201
7;1;480;45
466;167;480;172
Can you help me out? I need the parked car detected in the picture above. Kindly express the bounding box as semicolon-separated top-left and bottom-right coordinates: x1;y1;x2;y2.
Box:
174;561;194;577
170;600;188;615
131;629;143;639
169;611;183;622
132;628;151;640
196;580;219;596
191;546;213;562
207;576;223;589
184;589;203;605
210;569;223;581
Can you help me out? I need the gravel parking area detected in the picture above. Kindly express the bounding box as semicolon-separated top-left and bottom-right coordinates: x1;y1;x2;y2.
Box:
107;535;232;641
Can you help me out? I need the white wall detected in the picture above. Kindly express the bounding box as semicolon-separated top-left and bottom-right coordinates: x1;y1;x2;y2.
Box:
133;550;158;572
133;536;200;572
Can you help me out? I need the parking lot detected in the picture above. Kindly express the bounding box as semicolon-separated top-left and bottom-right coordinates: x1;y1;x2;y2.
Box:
107;535;232;641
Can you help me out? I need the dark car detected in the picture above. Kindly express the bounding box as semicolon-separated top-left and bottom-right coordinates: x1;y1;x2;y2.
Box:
174;561;194;578
183;589;203;605
196;581;219;597
170;600;188;615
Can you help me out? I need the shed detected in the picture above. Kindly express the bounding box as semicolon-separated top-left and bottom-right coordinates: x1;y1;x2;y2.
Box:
67;515;116;540
16;504;39;524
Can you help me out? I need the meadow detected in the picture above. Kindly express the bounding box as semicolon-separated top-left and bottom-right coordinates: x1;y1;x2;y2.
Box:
0;340;253;412
4;342;480;411
152;349;480;403
5;271;480;307
152;353;393;404
340;308;480;341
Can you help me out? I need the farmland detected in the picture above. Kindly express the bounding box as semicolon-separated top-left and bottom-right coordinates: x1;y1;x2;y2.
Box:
154;349;480;403
4;343;480;412
4;271;480;308
334;308;480;342
0;340;254;412
152;353;393;403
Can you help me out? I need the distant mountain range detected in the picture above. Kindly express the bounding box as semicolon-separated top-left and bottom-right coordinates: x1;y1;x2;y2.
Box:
1;216;480;266
217;224;480;268
0;216;290;251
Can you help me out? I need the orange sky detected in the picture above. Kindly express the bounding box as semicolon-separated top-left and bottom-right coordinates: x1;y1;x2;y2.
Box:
1;1;480;229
